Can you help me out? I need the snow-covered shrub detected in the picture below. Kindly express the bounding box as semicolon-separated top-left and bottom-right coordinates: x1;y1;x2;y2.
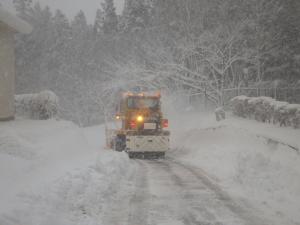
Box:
247;97;262;121
230;96;300;129
246;97;259;119
270;101;289;125
215;107;226;121
15;90;59;120
292;110;300;129
285;104;300;128
230;95;249;117
254;97;273;122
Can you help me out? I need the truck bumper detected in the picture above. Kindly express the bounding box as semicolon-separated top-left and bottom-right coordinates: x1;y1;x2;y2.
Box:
125;135;170;153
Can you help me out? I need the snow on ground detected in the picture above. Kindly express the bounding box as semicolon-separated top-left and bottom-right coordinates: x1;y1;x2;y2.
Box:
0;119;134;225
170;112;300;225
1;111;300;225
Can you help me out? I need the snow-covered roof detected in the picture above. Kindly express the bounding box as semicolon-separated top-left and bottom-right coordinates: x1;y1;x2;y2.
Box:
0;7;32;34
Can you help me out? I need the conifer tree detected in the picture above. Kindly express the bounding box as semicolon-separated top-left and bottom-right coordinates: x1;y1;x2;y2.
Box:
13;0;33;20
121;0;151;32
94;8;105;35
101;0;118;34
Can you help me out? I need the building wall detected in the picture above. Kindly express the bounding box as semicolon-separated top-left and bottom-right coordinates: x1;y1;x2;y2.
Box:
0;23;15;121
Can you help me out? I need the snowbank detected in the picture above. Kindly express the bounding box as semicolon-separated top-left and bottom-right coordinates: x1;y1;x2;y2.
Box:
0;119;134;225
170;113;300;225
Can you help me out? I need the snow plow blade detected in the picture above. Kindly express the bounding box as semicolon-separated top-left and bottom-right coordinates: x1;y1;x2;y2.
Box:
126;135;169;159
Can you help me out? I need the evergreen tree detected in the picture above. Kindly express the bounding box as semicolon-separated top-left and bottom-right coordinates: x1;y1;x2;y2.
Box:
51;10;71;69
53;10;70;38
13;0;33;20
101;0;118;34
121;0;151;32
14;2;54;92
270;0;300;81
72;10;88;35
93;8;105;35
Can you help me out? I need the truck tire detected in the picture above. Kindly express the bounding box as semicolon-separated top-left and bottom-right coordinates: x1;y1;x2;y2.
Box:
114;135;126;152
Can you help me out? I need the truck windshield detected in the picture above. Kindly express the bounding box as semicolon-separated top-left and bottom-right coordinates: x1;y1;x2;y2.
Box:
127;97;159;109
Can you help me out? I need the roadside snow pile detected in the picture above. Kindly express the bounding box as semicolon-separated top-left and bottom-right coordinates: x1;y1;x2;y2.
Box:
1;151;132;225
0;120;133;225
230;96;300;128
15;90;59;120
171;113;300;225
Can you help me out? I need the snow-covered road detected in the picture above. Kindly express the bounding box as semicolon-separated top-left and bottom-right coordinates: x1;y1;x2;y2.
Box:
101;157;269;225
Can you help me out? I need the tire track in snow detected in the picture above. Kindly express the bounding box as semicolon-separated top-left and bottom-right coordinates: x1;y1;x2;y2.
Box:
101;159;143;225
129;159;245;225
127;159;150;225
166;158;271;225
142;160;187;225
103;157;270;225
159;160;220;225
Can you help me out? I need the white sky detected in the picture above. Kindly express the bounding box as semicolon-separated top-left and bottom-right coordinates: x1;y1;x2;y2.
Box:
1;0;125;24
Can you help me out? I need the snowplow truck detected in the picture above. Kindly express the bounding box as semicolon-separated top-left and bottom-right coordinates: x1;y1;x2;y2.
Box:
107;92;170;159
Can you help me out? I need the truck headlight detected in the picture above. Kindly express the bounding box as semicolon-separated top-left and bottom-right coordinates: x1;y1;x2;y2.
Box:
137;115;144;122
